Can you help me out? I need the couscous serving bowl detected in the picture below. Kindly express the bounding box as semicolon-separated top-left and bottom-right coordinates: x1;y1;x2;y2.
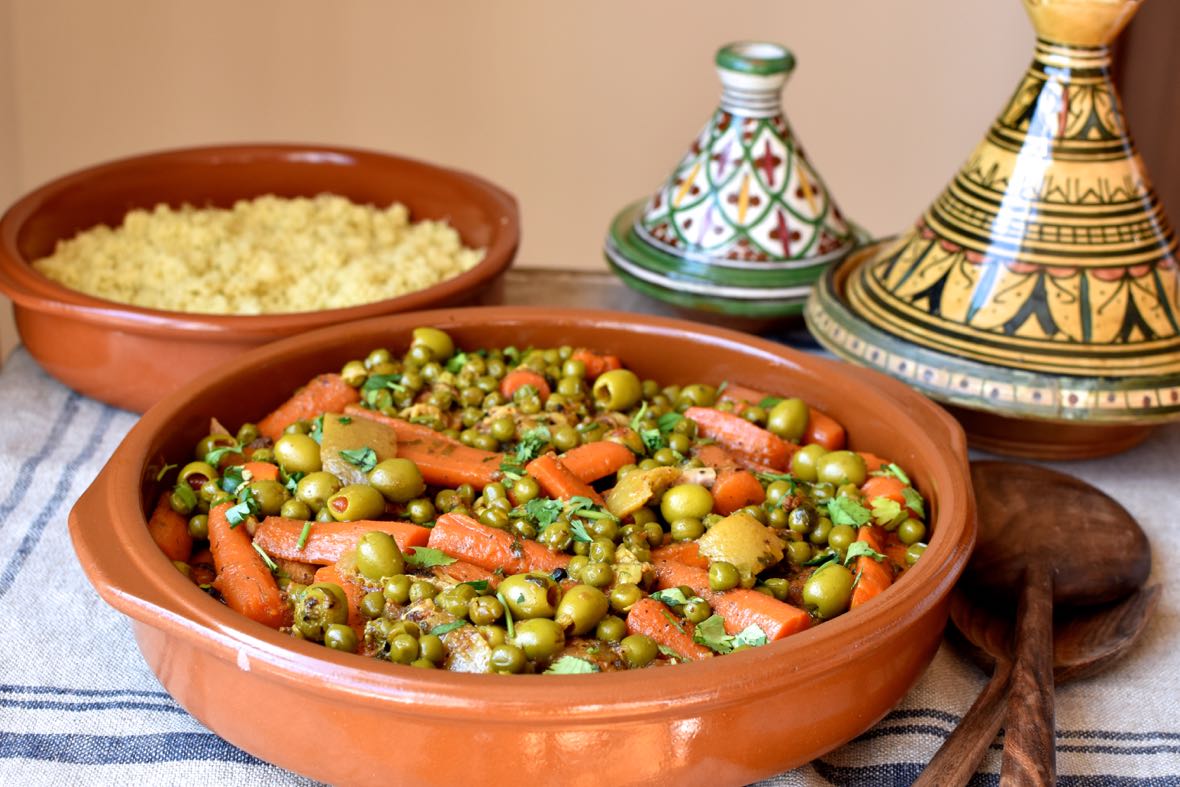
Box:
70;306;975;786
0;143;519;412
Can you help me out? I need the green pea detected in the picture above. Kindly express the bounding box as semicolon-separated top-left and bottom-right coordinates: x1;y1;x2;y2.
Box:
815;450;868;487
828;524;857;554
608;583;645;615
788;504;817;534
765;480;793;506
293;583;349;641
762;577;791;602
899;518;927;545
786;540;813;565
682;598;713;624
670;517;705;542
273;433;322;475
419;634;446;664
708;561;741;591
383;575;412;604
906;542;927;565
388;633;420;664
621;634;658;668
676;383;717;409
490;643;527;674
513;618;566;661
498;573;559;619
592;369;642;411
187;514;209;540
660;484;714;522
468;595;504;626
596;615;628;643
789;444;827;483
489;417;516;443
355;531;405;580
437;584;478;618
409;580;438;602
766;398;809;442
405;498;436;524
510;475;540;505
327;484;386;521
365;347;393;369
579;562;614;589
588;537;616;564
295;471;342;512
554;584;609;635
479;625;508;648
246;479;288;517
360;591;386;619
323;623;358;653
809;516;833;546
802;564;855;619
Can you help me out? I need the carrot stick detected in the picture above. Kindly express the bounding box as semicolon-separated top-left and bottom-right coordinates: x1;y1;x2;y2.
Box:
861;475;907;506
625;597;713;661
499;369;551;401
717;383;774;411
344;405;504;489
243;461;279;482
851;526;894;608
684;406;794;471
650;541;711;569
313;564;366;634
559;440;636;483
883;531;910;569
652;558;811;641
857;452;892;474
427;512;570;574
253;517;431;566
525;453;605;506
691;443;765;515
569;349;622;381
147;492;193;563
207;502;289;628
803;407;846;451
434;559;500;589
258;373;360;441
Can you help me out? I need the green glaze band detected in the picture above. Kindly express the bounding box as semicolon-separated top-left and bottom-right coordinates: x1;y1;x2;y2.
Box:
715;42;795;75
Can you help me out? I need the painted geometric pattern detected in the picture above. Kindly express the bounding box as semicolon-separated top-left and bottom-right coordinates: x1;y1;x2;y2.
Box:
849;41;1180;378
638;110;853;263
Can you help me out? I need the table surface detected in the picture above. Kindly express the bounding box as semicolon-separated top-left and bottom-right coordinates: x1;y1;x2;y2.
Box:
1;268;1177;786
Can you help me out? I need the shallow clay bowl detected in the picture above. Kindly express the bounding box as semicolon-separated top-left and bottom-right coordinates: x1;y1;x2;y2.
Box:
70;306;975;786
0;143;519;412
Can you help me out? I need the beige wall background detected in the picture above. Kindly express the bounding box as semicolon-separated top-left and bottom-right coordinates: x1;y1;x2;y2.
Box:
0;0;1033;357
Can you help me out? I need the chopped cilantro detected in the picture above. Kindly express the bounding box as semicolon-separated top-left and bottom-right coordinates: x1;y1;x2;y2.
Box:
732;624;769;649
339;446;378;473
661;609;686;634
870;496;904;527
171;483;197;512
337;416;352;425
362;373;406;393
757;396;783;409
656;644;682;662
403;546;457;568
568;518;592;543
154;463;177;482
445;352;469;374
650;587;692;607
295;521;313;550
640;428;664;454
252;542;278;573
284;471;305;494
902;487;926;519
657;411;684;433
459;579;490;593
844;541;887;565
871;463;911;486
430;620;469;636
496;590;515;638
225;487;259;528
204;442;242;466
827;496;871;527
499;456;525;482
521;497;564;528
514;426;551;464
803;550;839;568
629;401;649;432
220;464;246;494
544;656;599;674
692;614;732;653
309;414;325;444
755;471;796;490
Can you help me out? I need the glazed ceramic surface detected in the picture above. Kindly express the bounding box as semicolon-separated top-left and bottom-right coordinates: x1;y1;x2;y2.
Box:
70;307;974;787
0;143;519;413
809;0;1179;438
605;42;859;317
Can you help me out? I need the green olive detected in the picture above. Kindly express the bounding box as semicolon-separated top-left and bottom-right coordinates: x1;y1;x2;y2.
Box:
789;444;827;483
360;590;386;619
273;433;322;475
899;518;927;545
295;471;342;512
195;433;237;463
828;524;857;554
340;359;368;387
280;499;312;520
621;633;658;668
676;383;717;409
367;458;426;503
660;484;714;522
554;584;609;635
490;643;527;674
512;617;566;661
766;398;809;442
906;542;927;565
323;623;358;653
592;369;643;411
682;597;713;624
411;327;455;362
468;595;505;626
327;484;387;521
802;563;855;620
187;514;209;540
355;531;405;580
178;461;218;490
786;540;812;565
708;561;741;591
596;615;628;642
436;583;479;618
670;517;705;542
246;479;288;517
498;573;559;619
815;450;868;487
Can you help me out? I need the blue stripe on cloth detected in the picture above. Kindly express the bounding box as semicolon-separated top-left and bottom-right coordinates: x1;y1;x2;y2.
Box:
0;732;263;766
0;683;170;699
0;403;117;599
879;708;961;725
0;697;187;716
0;391;80;529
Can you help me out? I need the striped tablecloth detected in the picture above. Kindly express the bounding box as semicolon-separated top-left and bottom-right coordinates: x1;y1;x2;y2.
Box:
1;345;1177;786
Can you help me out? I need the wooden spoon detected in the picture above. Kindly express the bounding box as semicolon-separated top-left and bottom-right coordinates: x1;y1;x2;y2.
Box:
914;460;1152;786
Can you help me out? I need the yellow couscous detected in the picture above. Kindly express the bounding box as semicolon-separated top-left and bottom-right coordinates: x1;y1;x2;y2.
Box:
30;194;485;314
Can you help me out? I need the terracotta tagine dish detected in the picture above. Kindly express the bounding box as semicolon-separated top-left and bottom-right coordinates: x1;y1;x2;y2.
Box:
806;0;1179;459
605;41;863;321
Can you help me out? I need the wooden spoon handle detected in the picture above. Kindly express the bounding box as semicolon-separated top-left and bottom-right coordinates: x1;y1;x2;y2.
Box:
1000;565;1056;786
913;657;1012;787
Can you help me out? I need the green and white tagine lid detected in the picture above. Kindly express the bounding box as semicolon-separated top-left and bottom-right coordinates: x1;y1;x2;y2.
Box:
605;41;863;318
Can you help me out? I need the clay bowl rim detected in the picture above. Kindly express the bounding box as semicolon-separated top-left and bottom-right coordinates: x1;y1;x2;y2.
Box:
71;305;975;723
0;142;520;340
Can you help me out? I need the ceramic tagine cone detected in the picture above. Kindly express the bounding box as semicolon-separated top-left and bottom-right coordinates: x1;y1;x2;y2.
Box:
605;42;861;320
806;0;1179;458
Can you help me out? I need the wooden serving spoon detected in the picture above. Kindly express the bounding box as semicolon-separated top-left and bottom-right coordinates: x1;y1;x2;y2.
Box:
914;460;1153;786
